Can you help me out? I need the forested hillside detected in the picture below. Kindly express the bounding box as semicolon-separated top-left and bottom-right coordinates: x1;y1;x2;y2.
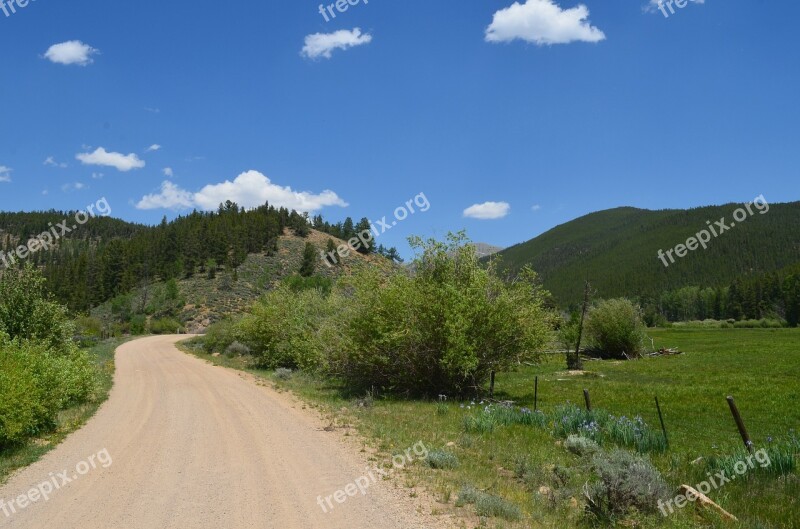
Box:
0;202;399;314
494;201;800;307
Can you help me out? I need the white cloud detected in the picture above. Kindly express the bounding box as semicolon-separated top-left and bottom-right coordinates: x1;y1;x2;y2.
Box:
43;40;99;66
302;28;372;59
163;167;174;177
486;0;605;45
61;182;86;192
144;107;161;114
76;147;145;172
136;181;195;210
146;144;161;152
44;156;68;168
531;204;542;211
463;201;511;220
0;166;11;183
91;172;104;179
135;170;348;213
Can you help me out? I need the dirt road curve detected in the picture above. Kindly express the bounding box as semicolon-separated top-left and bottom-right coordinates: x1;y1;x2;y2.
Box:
0;336;444;529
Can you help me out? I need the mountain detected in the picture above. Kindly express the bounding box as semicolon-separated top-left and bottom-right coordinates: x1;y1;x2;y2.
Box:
492;201;800;306
472;242;504;259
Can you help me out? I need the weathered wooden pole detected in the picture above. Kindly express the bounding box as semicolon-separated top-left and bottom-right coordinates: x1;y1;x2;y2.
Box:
489;371;496;398
655;395;669;448
570;280;590;370
583;389;592;411
727;396;754;453
534;376;539;412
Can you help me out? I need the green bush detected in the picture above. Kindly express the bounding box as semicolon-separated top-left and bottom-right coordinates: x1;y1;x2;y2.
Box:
202;319;238;353
425;449;460;470
274;367;293;380
585;298;647;359
149;317;182;335
0;336;95;449
456;485;522;521
330;232;554;395
130;314;147;335
565;434;601;456
237;284;331;370
585;449;669;519
224;340;251;357
0;264;76;356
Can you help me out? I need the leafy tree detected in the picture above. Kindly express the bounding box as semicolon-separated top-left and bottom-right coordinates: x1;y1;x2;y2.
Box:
585;298;647;359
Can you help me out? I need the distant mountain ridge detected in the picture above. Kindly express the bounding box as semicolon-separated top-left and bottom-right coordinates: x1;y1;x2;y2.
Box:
492;201;800;306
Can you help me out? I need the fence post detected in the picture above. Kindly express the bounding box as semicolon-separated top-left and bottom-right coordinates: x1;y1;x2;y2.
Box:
727;396;754;453
489;371;496;398
534;376;539;412
583;389;592;411
655;395;669;448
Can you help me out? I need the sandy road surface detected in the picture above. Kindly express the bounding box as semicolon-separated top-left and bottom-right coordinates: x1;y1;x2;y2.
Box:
0;335;444;529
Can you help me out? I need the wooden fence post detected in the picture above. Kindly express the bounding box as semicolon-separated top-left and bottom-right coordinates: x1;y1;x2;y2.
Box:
655;395;669;448
534;376;539;412
727;396;754;453
583;389;592;411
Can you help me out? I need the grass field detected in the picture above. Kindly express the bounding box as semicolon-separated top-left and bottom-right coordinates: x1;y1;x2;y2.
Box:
184;328;800;528
0;339;123;485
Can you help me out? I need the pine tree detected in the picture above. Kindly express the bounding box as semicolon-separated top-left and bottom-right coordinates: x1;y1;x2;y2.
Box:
300;242;317;277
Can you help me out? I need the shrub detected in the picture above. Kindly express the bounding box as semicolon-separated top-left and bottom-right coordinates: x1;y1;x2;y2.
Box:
456;485;522;521
426;449;460;470
130;315;147;335
585;298;647;359
330;232;555;395
236;284;330;370
202;319;238;354
274;368;293;380
149;317;182;335
565;434;601;456
282;274;333;295
0;336;95;449
224;341;251;357
585;449;669;519
0;264;76;356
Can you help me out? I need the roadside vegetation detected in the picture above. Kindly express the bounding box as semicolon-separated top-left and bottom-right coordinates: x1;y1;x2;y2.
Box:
185;233;799;528
186;327;800;528
0;265;122;483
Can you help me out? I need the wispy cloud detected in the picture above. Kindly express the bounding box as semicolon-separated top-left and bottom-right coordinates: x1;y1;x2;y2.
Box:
163;167;174;177
44;156;68;168
302;28;372;59
136;170;348;213
76;147;145;172
463;201;511;220
146;144;161;152
61;182;86;192
0;166;11;183
43;40;99;66
486;0;605;45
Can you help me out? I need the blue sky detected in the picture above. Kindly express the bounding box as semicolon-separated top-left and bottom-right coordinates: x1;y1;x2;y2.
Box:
1;0;798;255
